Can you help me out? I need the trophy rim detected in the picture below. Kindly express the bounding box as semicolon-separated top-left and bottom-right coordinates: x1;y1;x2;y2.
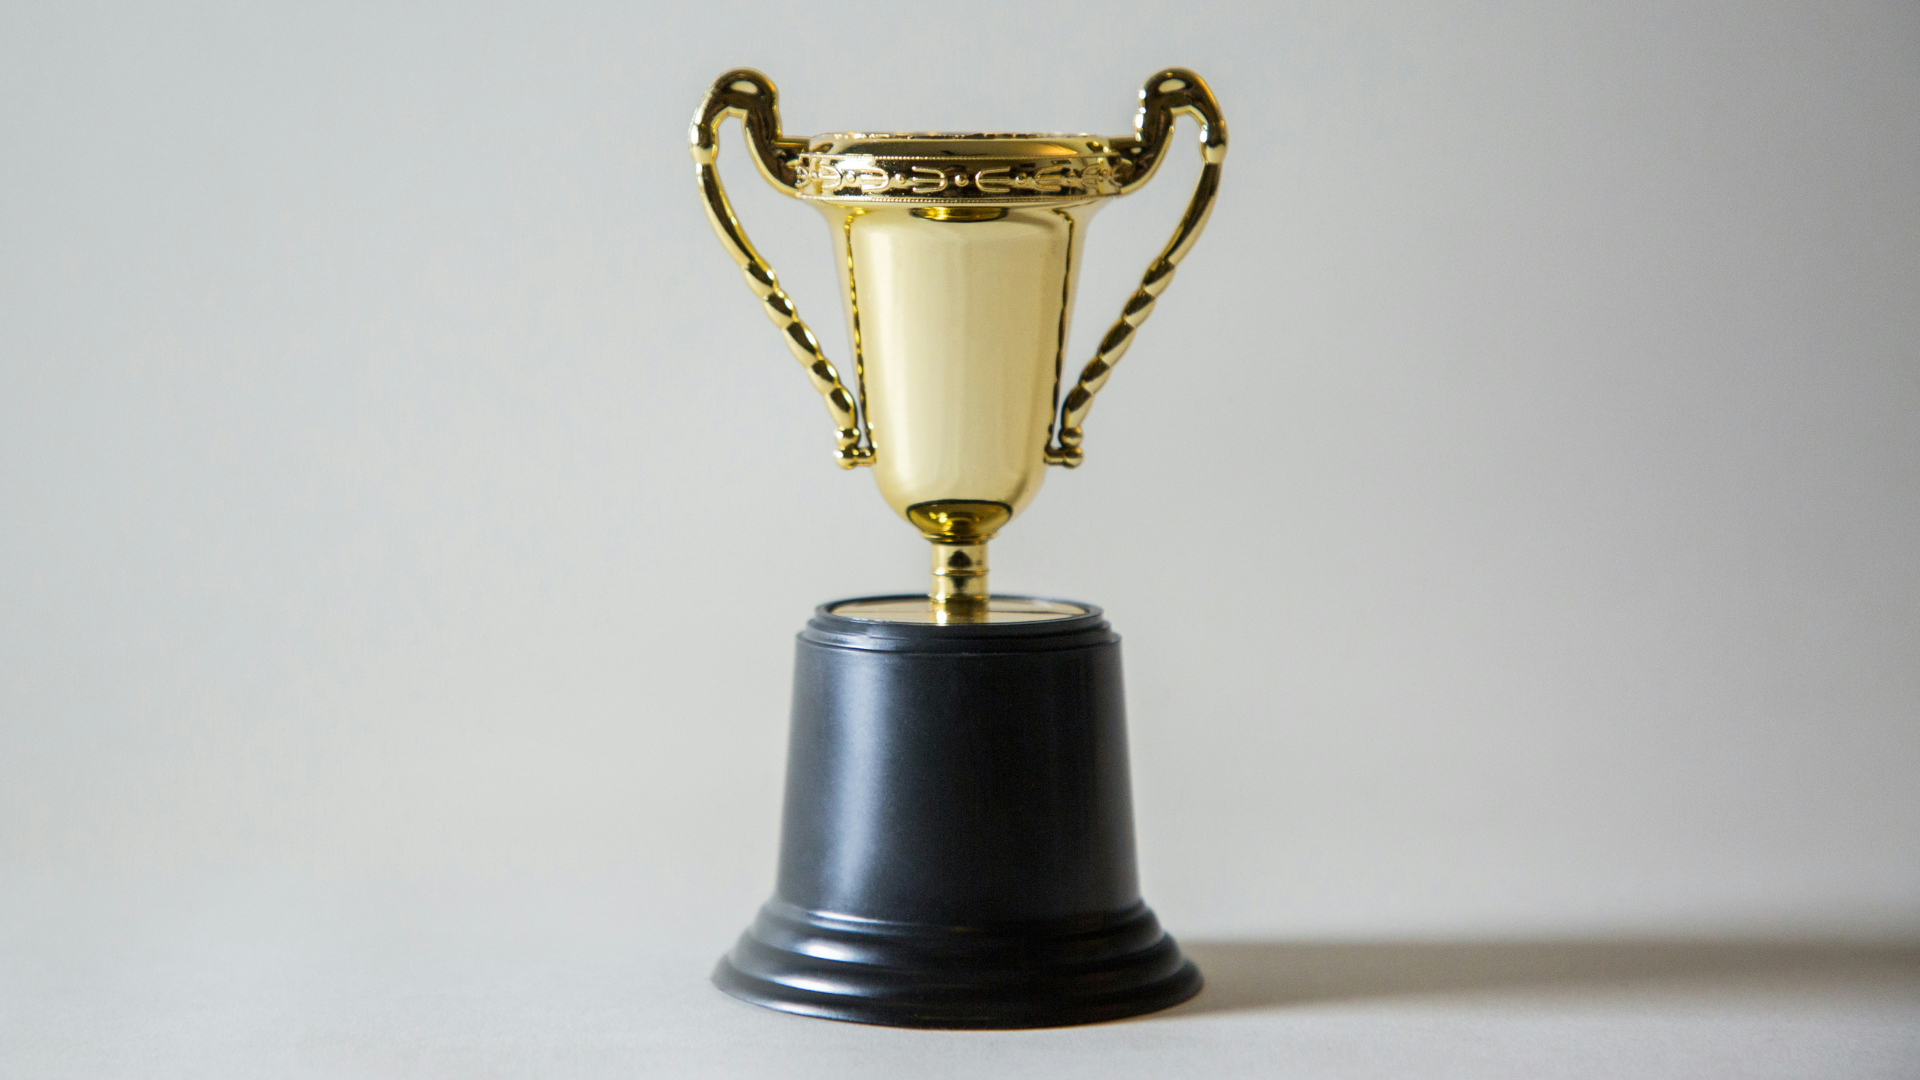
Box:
804;132;1116;155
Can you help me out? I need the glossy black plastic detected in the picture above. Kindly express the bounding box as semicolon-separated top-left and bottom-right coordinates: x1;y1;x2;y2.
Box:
713;597;1200;1028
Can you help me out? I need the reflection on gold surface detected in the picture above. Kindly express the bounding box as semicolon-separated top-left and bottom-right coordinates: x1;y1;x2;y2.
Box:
910;206;1010;222
829;205;1092;526
906;501;1013;542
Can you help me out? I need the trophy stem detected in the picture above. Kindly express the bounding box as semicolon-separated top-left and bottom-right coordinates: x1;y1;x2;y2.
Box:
930;540;989;620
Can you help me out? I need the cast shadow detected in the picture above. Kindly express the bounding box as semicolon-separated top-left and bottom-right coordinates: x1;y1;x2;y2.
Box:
1163;936;1920;1016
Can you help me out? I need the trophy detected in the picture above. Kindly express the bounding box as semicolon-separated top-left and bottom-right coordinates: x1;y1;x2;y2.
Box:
691;67;1226;1028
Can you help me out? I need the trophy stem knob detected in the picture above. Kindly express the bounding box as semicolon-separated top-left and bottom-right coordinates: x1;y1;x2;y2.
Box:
930;540;990;620
906;500;1011;622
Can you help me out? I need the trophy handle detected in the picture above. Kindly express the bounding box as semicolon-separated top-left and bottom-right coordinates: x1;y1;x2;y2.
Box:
690;70;872;468
1046;69;1228;468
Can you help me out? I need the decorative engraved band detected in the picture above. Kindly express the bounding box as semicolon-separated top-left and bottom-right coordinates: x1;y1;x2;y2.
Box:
795;155;1128;203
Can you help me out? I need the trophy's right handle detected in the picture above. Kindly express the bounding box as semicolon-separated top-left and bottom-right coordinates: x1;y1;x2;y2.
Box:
690;70;871;468
1047;69;1227;468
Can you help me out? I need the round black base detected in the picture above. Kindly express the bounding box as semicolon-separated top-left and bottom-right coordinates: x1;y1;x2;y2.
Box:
714;901;1201;1029
714;597;1201;1029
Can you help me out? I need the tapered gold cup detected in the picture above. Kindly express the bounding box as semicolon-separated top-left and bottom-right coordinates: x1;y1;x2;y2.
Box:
691;69;1225;618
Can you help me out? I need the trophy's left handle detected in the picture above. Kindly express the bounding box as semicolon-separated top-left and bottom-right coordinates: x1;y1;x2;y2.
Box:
1047;69;1227;468
690;70;871;468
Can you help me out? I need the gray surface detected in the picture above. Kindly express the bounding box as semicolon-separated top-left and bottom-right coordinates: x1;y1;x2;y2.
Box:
4;885;1918;1078
3;0;1919;1074
11;956;1920;1080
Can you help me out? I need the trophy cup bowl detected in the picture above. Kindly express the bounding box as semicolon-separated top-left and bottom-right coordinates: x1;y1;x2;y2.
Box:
692;68;1225;1027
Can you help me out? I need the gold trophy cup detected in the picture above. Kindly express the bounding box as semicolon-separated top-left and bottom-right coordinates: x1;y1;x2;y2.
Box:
693;68;1226;1027
692;67;1224;619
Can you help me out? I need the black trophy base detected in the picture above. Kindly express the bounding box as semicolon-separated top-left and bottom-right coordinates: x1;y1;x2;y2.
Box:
713;597;1201;1029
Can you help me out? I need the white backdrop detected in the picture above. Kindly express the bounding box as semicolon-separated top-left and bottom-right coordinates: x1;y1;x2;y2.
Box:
3;0;1917;1043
